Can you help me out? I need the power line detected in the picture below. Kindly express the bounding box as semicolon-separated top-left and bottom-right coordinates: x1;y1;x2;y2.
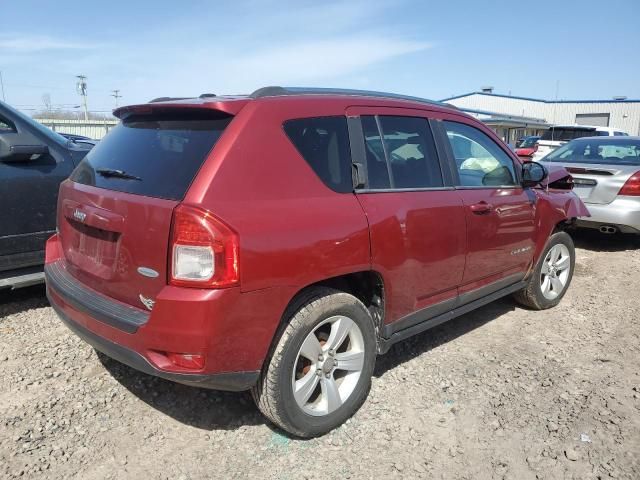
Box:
111;89;122;108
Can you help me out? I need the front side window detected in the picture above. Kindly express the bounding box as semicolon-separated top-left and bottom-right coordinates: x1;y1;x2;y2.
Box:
361;115;443;189
283;116;352;193
444;121;518;187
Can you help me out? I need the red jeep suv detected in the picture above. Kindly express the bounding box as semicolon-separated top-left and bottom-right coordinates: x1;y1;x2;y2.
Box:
45;87;587;437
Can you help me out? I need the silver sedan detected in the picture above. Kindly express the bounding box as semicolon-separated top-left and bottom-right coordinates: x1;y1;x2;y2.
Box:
541;136;640;234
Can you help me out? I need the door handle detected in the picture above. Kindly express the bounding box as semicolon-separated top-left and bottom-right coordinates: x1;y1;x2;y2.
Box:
470;201;493;214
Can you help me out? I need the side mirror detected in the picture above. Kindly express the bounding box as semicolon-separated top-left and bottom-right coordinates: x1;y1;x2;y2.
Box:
522;161;547;187
0;134;49;162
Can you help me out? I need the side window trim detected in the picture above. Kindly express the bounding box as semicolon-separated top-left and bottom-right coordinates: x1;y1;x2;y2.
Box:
439;119;522;189
373;115;396;188
429;119;457;187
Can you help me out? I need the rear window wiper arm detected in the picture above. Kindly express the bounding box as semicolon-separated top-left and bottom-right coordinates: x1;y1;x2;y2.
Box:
96;168;142;181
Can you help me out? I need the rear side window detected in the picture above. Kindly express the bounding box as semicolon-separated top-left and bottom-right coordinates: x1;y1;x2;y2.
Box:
283;116;352;193
361;115;443;190
362;116;391;189
0;115;15;132
71;110;231;200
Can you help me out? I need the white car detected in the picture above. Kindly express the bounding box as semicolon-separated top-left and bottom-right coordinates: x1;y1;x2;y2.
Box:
532;125;628;162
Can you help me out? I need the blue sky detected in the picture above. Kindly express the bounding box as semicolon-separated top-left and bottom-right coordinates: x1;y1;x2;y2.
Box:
1;0;639;114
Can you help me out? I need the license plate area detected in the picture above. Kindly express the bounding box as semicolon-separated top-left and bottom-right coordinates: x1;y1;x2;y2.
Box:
572;185;593;199
65;219;121;280
572;178;597;199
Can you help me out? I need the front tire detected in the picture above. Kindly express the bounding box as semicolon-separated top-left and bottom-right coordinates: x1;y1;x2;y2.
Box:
252;287;377;438
514;231;575;310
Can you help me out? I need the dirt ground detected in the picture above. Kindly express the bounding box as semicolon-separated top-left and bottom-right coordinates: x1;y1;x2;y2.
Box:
1;230;639;480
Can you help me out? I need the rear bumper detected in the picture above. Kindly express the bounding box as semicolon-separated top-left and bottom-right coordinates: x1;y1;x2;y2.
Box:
44;233;293;390
578;197;640;233
49;296;259;391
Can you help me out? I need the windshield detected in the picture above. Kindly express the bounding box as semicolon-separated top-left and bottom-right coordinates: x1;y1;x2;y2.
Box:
541;127;596;142
520;137;538;148
0;101;69;146
544;138;640;165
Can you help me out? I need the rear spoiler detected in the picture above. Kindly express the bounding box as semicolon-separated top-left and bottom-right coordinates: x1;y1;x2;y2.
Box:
113;99;248;119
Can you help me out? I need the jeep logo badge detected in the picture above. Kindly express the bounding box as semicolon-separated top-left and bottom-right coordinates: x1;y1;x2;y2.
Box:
73;209;87;222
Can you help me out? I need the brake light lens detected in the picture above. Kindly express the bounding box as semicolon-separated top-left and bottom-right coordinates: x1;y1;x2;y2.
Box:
170;205;239;288
619;171;640;196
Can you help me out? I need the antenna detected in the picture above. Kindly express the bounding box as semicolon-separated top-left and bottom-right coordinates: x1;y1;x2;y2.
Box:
76;75;89;121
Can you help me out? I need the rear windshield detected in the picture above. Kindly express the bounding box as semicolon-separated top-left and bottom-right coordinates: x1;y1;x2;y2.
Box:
71;110;232;200
544;138;640;165
541;128;596;142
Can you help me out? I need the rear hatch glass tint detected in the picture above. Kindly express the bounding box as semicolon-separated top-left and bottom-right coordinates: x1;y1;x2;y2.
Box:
71;110;233;200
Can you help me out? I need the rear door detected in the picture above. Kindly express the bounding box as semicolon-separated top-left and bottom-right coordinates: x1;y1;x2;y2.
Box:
57;108;232;308
347;106;466;330
437;118;536;292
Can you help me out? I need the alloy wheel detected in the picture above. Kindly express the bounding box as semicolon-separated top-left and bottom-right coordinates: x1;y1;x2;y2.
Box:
291;315;365;416
540;244;571;300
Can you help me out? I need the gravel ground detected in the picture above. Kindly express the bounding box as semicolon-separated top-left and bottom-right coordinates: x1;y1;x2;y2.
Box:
1;230;639;480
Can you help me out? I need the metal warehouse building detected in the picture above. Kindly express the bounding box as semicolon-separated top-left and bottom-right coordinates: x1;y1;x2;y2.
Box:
442;89;640;144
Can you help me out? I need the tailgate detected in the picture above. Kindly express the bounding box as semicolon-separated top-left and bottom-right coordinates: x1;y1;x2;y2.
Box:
58;180;177;307
57;107;234;308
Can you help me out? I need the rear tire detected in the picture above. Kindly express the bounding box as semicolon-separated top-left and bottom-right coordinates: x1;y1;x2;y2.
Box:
252;287;377;438
514;231;575;310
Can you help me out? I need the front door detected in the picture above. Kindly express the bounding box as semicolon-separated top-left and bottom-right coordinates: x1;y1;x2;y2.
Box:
439;119;536;294
348;107;467;330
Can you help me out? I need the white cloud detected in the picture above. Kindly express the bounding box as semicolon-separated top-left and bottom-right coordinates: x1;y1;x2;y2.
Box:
225;37;431;84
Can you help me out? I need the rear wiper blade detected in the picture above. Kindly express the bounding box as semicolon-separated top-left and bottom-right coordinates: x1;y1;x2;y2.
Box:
96;168;142;181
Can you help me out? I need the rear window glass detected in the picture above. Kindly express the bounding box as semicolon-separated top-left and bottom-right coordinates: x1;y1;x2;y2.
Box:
544;139;640;165
541;128;596;141
283;116;352;193
71;110;232;200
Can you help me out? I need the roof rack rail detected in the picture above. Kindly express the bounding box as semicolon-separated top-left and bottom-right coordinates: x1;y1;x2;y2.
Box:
249;86;455;109
199;93;217;99
148;96;192;103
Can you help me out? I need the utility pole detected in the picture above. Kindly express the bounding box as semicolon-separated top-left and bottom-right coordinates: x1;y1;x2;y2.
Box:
0;71;6;102
76;75;89;121
111;89;122;108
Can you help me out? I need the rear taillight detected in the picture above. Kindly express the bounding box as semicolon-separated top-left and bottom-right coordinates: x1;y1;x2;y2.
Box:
169;205;239;288
619;171;640;196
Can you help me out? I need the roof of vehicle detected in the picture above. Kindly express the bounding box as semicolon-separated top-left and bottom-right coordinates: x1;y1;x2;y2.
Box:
545;124;626;132
114;86;460;119
561;136;640;142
